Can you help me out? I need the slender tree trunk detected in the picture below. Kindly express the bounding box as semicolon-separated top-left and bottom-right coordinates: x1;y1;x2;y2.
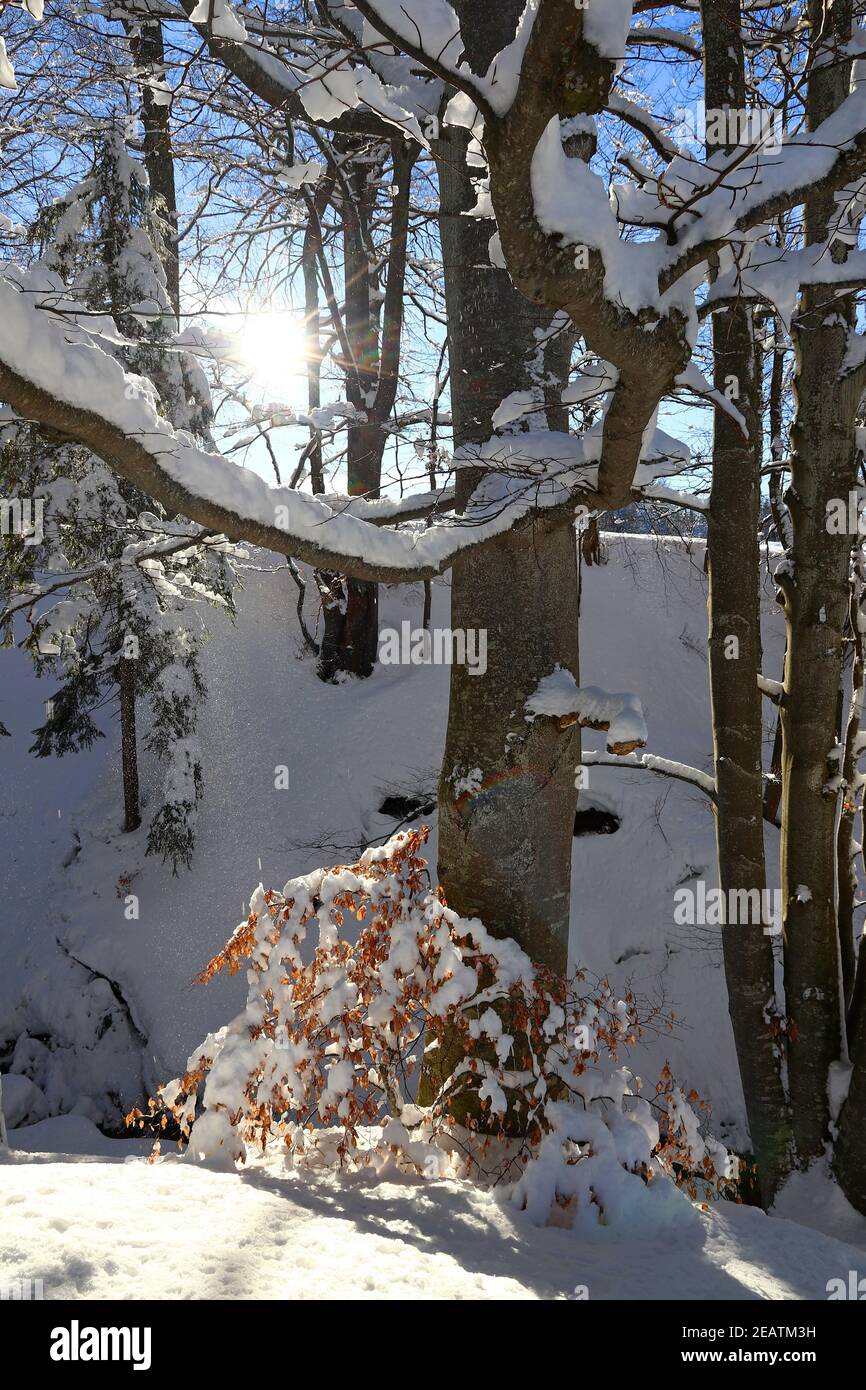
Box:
835;549;866;1214
316;138;415;680
318;424;385;681
781;327;856;1161
837;549;864;1019
335;147;382;678
764;312;789;835
119;657;140;834
701;0;793;1205
836;1001;866;1206
779;0;858;1169
706;293;793;1201
849;917;866;1043
124;19;180;318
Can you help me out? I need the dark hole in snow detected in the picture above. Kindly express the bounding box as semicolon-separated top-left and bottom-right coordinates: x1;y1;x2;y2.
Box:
62;834;82;868
573;807;621;837
379;793;436;821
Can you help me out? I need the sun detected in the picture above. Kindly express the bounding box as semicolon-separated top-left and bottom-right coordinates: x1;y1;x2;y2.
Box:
237;310;306;401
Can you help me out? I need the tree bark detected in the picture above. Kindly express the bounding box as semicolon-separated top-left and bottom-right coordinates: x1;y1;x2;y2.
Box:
431;0;580;974
782;0;855;1165
332;145;383;678
835;1000;866;1205
836;548;866;1214
701;0;793;1205
316;137;416;679
837;549;864;1021
124;19;180;318
781;312;857;1161
119;655;141;834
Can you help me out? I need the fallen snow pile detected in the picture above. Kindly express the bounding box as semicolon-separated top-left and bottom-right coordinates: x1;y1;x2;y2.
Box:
1;1118;865;1300
128;828;734;1232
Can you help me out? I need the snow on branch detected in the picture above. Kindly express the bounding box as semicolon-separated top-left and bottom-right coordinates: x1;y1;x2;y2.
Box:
0;259;699;581
0;0;42;90
606;92;682;163
675;363;747;437
0;269;595;583
349;0;495;119
582;750;717;801
457;420;690;504
641;484;708;513
188;0;246;43
526;666;647;756
657;88;866;292
528;83;866;323
177;0;433;141
704;244;866;334
758;674;785;705
626;24;700;58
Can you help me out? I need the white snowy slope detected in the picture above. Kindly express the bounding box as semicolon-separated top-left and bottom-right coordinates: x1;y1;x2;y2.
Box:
570;535;786;1152
1;1123;864;1301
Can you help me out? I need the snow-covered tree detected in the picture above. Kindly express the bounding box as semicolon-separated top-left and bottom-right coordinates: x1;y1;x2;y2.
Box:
0;131;237;870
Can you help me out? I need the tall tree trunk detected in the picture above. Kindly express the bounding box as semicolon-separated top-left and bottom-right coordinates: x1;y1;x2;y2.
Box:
119;656;140;834
333;146;382;678
835;551;866;1214
431;0;579;973
837;548;864;1021
782;359;858;1159
317;138;415;680
124;19;180;318
836;1002;866;1207
782;0;855;1164
701;0;793;1205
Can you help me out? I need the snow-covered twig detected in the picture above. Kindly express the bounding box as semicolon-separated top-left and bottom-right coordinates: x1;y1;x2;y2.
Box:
758;674;785;705
581;750;717;802
640;485;709;513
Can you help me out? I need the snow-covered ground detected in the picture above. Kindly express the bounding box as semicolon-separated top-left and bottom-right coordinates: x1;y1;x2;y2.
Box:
2;1115;864;1301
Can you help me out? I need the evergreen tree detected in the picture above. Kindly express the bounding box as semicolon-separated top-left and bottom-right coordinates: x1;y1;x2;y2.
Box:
0;129;238;871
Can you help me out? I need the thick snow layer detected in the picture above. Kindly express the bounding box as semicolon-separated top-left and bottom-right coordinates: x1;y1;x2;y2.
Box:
584;0;632;61
526;667;647;752
531;117;667;314
189;0;246;42
0;1073;48;1128
1;1131;864;1301
0;37;17;90
773;1160;866;1250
